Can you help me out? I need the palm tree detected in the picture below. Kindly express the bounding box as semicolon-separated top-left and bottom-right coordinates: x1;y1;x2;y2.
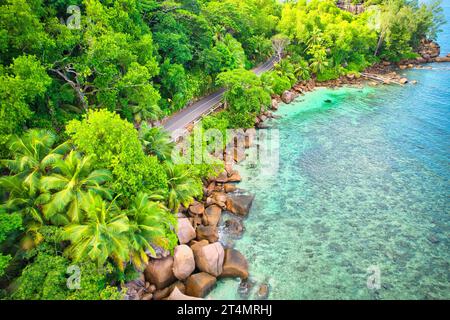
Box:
130;103;161;126
40;151;113;224
294;58;311;80
0;175;51;248
164;163;202;213
0;175;47;224
275;59;296;84
126;192;177;271
61;192;130;269
309;45;329;75
0;129;70;246
1;129;70;196
306;28;324;51
139;124;175;162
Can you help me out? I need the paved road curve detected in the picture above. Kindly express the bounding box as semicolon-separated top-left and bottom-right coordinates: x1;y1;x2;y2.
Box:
163;56;277;139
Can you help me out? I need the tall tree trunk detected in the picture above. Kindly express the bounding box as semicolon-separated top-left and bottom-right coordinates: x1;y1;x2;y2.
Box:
374;32;384;57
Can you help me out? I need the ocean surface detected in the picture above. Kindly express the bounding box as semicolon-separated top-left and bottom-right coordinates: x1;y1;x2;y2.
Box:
209;4;450;300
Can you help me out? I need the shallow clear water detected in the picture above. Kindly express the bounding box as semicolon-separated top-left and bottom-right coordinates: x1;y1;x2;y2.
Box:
209;6;450;300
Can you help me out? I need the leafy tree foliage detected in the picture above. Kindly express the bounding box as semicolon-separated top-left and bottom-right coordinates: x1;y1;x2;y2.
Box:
369;0;446;61
0;211;22;276
0;56;51;155
217;69;271;128
66;109;168;197
11;252;70;300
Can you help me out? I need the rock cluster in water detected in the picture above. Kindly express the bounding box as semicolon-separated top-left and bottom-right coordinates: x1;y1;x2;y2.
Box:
125;145;256;300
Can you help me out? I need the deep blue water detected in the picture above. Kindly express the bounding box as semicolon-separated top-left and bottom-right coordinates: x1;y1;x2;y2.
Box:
209;3;450;300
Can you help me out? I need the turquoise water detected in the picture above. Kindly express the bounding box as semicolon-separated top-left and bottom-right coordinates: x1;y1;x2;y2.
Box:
209;6;450;300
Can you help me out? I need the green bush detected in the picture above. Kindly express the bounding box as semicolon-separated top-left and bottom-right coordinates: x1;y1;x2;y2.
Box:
261;71;292;95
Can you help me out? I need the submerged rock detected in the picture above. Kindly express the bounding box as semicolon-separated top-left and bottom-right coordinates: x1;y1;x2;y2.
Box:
427;235;440;244
226;194;255;216
238;278;255;299
223;217;245;238
256;283;270;300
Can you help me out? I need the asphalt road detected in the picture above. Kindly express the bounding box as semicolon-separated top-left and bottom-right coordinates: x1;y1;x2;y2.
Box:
163;56;277;139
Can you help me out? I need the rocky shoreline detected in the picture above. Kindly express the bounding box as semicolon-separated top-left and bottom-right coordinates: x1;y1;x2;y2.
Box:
124;143;262;300
263;39;450;119
124;41;450;301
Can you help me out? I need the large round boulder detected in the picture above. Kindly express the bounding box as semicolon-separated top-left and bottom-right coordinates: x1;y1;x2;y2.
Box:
193;242;224;277
203;205;222;227
196;225;219;243
177;218;196;244
144;256;176;290
220;249;249;279
185;272;217;298
172;245;195;280
189;201;205;215
281;90;295;104
190;240;209;255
